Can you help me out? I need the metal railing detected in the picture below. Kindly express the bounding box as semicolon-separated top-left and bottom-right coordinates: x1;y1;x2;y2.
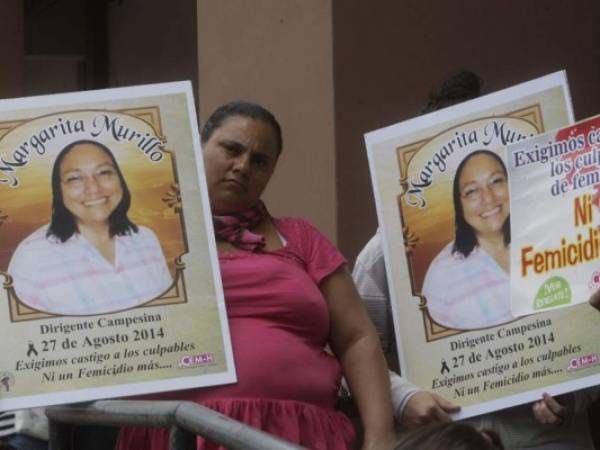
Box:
47;400;306;450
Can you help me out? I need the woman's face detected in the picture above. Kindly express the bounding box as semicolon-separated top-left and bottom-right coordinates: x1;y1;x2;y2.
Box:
458;153;509;239
59;143;123;228
203;115;279;215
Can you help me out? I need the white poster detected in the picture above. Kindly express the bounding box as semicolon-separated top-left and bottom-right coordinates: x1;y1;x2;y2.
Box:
0;82;236;410
508;114;600;316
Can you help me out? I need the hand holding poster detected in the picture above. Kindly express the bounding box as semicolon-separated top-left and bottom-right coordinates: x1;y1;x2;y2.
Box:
0;82;235;410
509;114;600;316
366;71;600;418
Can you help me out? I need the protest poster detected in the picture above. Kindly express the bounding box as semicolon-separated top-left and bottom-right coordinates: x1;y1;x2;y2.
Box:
0;82;236;410
508;114;600;317
366;71;600;418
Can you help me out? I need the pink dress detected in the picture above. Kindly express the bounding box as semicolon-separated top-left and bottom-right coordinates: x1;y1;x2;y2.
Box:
117;218;355;450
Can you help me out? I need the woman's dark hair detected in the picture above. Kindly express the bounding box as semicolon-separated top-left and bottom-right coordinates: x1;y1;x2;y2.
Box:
452;149;510;257
47;139;138;242
423;71;482;113
394;422;504;450
201;100;283;153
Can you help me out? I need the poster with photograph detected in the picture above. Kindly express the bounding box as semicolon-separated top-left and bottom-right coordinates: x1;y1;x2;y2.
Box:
366;71;600;418
508;114;600;316
0;82;236;410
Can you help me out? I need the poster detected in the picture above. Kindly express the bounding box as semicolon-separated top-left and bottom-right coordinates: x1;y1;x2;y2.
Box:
366;71;600;418
508;115;600;316
0;82;236;410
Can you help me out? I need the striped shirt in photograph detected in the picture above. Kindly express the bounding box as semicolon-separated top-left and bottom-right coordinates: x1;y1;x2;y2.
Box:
8;225;173;316
0;412;16;438
422;241;513;330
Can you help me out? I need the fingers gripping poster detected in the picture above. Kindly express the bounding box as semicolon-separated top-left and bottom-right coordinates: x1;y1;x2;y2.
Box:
366;72;600;418
0;82;235;410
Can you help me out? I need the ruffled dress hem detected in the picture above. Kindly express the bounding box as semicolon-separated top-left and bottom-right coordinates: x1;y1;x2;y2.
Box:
117;397;355;450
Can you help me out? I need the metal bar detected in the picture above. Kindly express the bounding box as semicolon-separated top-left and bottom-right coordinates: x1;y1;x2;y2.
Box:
46;400;305;450
174;402;304;450
47;401;179;428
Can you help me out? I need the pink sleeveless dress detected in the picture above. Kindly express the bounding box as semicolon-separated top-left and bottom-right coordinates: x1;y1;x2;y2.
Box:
116;218;355;450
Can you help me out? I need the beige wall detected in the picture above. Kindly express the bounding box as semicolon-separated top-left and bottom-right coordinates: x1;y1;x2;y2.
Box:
333;0;600;263
197;0;337;242
0;0;24;99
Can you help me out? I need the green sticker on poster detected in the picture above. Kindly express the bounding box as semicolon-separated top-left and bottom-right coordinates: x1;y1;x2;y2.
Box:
534;276;571;310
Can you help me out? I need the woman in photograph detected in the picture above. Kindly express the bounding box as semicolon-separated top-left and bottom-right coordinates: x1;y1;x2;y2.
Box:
8;140;172;315
117;101;395;450
422;149;513;329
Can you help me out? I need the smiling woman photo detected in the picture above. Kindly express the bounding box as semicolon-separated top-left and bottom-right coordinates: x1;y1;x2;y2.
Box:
422;149;514;330
8;139;172;316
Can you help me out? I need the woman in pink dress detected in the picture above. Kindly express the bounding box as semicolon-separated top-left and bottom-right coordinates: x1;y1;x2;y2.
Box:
117;101;395;450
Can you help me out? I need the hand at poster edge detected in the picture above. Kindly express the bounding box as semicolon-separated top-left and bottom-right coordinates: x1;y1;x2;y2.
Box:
532;392;570;426
590;289;600;311
401;391;460;429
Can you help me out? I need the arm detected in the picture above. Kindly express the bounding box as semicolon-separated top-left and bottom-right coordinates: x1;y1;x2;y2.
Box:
320;266;395;450
392;372;458;429
351;238;395;354
141;226;173;286
352;234;459;427
7;239;45;310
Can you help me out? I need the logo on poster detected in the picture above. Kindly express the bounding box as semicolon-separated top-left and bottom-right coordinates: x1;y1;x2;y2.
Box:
568;354;599;371
588;271;600;291
178;353;215;368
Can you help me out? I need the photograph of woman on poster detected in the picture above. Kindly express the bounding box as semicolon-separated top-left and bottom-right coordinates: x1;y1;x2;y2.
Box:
8;140;173;316
422;149;514;329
